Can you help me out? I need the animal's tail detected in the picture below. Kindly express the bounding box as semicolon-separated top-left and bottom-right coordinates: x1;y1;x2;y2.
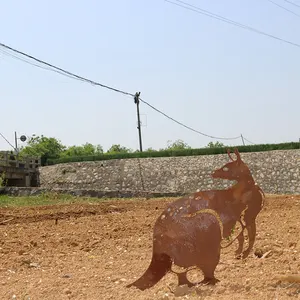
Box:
126;252;172;290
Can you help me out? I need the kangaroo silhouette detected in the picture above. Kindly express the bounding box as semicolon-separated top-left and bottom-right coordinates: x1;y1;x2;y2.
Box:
127;148;264;290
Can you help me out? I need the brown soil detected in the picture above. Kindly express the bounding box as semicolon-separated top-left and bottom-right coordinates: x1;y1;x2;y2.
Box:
0;195;299;300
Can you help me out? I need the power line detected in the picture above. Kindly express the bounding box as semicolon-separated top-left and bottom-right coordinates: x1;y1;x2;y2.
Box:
0;48;81;81
266;0;300;17
0;42;241;141
243;136;256;145
283;0;300;8
165;0;300;49
0;132;16;150
139;98;241;140
0;42;134;97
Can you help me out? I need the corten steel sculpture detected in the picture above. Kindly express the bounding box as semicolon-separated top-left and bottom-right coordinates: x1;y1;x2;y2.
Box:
127;148;265;290
212;149;265;259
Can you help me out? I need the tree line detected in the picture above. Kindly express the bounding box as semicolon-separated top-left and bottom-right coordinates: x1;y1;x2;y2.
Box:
17;135;225;165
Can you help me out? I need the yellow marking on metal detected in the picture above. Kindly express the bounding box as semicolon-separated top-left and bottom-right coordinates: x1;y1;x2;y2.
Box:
182;208;224;239
182;206;248;249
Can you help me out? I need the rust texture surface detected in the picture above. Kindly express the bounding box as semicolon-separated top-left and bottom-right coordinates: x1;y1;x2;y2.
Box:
127;149;264;290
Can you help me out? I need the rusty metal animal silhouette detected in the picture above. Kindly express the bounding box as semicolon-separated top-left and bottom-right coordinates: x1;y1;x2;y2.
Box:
127;148;264;290
212;148;265;258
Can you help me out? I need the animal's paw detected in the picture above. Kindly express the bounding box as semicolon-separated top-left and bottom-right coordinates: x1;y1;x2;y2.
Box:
234;249;242;259
235;253;243;260
199;277;220;285
241;250;250;259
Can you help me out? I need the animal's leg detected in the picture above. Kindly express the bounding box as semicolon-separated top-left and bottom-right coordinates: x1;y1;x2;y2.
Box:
198;254;220;285
235;231;245;258
240;192;262;259
199;264;220;285
241;222;256;259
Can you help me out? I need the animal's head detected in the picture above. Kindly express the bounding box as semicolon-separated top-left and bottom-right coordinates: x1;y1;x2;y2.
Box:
211;148;251;181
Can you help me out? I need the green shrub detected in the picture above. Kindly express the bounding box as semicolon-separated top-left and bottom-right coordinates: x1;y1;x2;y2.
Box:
46;142;300;165
0;172;6;187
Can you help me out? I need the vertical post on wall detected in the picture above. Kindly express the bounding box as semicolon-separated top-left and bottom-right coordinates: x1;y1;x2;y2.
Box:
134;92;143;152
14;131;18;153
241;134;245;146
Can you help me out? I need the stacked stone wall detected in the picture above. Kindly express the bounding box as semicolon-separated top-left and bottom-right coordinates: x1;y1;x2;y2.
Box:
38;150;300;195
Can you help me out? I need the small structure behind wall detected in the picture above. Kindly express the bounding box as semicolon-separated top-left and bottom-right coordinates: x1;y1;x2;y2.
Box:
0;151;41;187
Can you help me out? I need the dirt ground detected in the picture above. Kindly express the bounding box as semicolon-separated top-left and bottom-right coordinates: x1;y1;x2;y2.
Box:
0;195;299;300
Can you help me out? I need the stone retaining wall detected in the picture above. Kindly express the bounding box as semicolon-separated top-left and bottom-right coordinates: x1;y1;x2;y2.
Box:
1;187;184;198
38;150;300;195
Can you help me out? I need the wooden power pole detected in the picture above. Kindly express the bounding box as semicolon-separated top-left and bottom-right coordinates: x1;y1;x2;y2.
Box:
134;92;143;152
241;134;245;146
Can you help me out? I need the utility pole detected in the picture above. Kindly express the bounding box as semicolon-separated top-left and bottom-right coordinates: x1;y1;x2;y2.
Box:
14;132;27;154
241;134;245;146
14;131;18;153
134;92;143;152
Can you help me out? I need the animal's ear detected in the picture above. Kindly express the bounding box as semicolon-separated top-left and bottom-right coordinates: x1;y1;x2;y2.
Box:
227;149;234;161
234;148;242;162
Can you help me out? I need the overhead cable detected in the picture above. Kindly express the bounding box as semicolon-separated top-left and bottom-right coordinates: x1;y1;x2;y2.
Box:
165;0;300;48
283;0;300;8
266;0;300;18
0;42;241;140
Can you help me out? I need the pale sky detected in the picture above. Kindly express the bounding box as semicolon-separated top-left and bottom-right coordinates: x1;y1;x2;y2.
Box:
1;0;299;152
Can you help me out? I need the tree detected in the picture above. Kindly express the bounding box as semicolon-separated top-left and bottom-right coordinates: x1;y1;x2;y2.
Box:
61;143;103;157
19;135;65;165
106;144;132;154
206;141;225;148
164;139;191;151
